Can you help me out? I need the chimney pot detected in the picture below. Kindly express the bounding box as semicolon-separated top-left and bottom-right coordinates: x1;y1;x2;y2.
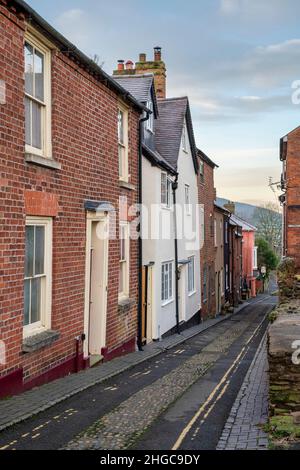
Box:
125;60;134;70
154;46;162;61
117;60;125;71
224;201;236;214
139;53;146;62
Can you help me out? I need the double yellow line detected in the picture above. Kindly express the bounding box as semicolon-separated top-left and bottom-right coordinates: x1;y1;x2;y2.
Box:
172;315;267;450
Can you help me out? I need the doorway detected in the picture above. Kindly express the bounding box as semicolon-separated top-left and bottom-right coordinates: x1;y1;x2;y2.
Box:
216;271;221;316
141;265;154;344
84;212;109;361
178;265;186;323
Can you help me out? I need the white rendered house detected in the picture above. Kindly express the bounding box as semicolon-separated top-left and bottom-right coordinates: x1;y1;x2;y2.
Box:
113;74;201;341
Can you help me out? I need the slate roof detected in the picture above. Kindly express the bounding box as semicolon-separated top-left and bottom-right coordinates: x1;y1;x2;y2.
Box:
155;97;198;173
214;203;230;214
198;148;219;169
230;214;257;232
113;74;159;118
142;144;177;175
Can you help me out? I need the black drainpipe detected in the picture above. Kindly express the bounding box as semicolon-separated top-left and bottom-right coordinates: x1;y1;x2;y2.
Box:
172;175;180;335
137;111;151;351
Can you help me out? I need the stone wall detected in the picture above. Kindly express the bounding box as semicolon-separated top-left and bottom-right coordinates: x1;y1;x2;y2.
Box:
268;258;300;415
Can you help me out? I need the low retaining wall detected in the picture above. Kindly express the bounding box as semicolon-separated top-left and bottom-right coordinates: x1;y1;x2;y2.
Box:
268;258;300;416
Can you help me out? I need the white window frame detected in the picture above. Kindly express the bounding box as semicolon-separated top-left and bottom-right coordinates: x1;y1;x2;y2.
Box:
23;216;52;338
118;103;129;182
146;100;154;133
185;184;191;215
161;172;172;208
253;246;258;270
119;221;130;301
161;261;174;305
24;31;52;159
221;268;224;296
188;256;196;295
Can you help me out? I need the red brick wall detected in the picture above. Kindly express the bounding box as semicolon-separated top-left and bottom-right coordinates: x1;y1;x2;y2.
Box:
242;230;255;279
285;128;300;269
198;157;216;318
0;4;140;386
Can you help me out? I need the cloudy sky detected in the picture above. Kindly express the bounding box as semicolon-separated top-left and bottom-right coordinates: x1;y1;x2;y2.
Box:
27;0;300;205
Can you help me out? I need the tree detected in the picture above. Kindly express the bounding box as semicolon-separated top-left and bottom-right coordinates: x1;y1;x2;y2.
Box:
256;237;279;277
90;54;105;69
253;202;282;256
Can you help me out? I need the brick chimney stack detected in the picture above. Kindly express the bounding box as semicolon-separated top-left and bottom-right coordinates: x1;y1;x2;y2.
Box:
224;201;236;214
154;46;162;61
117;60;125;71
113;47;167;98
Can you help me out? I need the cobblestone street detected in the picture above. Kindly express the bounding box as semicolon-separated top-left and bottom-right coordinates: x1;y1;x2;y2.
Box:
0;295;276;451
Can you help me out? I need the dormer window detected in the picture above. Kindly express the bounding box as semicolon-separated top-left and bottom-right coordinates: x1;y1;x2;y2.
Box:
146;100;154;132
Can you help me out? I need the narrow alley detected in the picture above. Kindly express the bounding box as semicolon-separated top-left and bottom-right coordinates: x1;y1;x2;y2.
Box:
0;295;276;451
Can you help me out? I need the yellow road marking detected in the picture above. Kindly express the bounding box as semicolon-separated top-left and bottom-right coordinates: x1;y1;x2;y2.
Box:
172;317;265;450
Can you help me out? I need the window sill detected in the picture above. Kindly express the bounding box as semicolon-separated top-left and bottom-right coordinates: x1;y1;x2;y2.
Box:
119;180;136;191
22;329;60;354
188;290;197;298
25;153;61;170
161;298;174;307
118;297;136;313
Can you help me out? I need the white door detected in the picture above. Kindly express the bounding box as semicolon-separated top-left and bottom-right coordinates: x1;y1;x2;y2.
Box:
178;266;186;323
84;213;109;358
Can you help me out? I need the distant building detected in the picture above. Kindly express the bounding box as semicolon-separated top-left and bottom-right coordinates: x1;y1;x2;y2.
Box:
198;150;219;319
225;204;257;298
214;204;230;315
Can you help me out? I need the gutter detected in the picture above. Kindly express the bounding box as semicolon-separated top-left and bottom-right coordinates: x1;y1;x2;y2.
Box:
137;111;151;351
172;176;180;335
13;0;147;114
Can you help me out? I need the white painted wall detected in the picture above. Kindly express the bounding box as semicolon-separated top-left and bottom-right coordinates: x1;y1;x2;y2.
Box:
142;157;177;339
142;119;201;340
176;120;201;323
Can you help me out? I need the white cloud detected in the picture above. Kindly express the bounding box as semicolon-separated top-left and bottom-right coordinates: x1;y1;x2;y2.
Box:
219;0;288;19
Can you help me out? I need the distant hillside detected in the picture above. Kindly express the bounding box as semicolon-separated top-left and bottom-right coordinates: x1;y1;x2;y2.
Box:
216;198;277;226
216;198;282;254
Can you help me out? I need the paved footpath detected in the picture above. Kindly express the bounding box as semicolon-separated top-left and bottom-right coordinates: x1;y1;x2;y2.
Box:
0;302;251;433
217;333;269;450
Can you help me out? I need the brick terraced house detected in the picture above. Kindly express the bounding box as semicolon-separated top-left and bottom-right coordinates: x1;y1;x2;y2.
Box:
280;127;300;269
0;0;145;397
197;150;219;319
